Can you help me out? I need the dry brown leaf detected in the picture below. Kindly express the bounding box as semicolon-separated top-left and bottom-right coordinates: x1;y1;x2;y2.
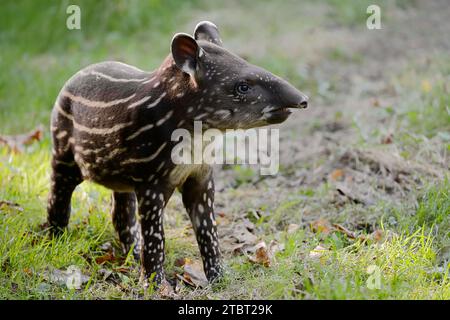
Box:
0;126;43;153
180;260;208;288
248;241;271;267
175;257;191;267
176;273;195;287
217;212;226;218
95;252;123;265
23;268;33;276
112;267;131;274
330;169;345;181
221;219;259;255
358;229;387;243
310;218;332;235
371;229;384;242
372;98;380;107
381;133;394;144
255;247;271;267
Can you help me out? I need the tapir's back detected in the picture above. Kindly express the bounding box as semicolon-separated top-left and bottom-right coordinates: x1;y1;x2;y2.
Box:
50;61;160;186
58;61;152;118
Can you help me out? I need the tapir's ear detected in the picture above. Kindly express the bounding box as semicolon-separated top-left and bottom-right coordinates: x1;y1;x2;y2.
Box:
194;21;223;46
171;33;203;77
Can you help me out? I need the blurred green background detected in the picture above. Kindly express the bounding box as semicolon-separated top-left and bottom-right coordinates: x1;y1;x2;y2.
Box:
0;0;414;134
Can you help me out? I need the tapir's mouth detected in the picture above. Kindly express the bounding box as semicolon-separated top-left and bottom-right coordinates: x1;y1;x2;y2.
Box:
264;107;292;124
268;107;293;116
264;106;291;114
276;107;293;114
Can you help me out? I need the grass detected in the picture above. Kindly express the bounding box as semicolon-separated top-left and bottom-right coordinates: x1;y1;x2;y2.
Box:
1;146;448;299
1;0;449;299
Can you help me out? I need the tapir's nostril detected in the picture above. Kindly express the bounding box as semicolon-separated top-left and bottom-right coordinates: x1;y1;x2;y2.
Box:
299;100;308;108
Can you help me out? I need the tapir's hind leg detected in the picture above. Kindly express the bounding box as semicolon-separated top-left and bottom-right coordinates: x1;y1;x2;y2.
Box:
47;154;82;235
111;192;142;260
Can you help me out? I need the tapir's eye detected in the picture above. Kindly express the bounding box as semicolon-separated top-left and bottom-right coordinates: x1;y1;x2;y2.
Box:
236;82;251;94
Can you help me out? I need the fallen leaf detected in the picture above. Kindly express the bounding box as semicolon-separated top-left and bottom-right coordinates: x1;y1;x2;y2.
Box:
95;252;123;265
113;266;131;274
310;218;332;235
330;169;345;181
217;212;226;218
176;273;195;287
358;229;385;243
248;241;271;267
175;257;191;267
381;133;393;144
23;268;33;276
372;98;380;107
221;218;261;255
0;126;43;153
371;229;384;242
180;260;208;288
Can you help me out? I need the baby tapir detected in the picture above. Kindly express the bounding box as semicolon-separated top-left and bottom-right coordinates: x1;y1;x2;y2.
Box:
48;21;308;286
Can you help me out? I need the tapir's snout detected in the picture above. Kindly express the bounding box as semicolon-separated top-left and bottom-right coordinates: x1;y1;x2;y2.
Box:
276;77;309;110
288;93;308;109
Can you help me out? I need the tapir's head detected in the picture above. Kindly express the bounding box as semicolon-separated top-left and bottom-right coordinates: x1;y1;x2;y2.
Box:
168;21;308;130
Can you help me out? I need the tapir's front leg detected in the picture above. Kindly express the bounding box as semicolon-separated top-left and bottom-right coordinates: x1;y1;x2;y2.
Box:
181;169;223;282
135;185;174;286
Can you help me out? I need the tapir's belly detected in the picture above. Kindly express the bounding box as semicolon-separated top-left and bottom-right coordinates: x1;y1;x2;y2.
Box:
168;164;211;189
